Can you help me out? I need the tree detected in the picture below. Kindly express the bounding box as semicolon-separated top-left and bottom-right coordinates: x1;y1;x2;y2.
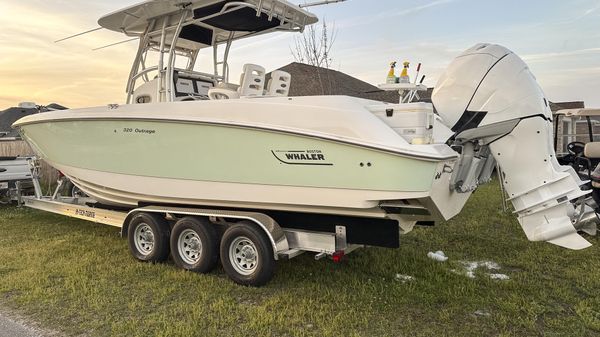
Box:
290;21;337;94
291;21;337;69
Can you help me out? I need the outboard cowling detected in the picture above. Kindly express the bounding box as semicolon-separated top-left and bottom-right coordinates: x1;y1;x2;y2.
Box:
433;43;594;250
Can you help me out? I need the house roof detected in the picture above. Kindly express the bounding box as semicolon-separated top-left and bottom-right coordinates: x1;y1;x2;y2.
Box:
0;107;39;138
555;108;600;117
0;104;68;139
549;101;585;113
272;62;405;103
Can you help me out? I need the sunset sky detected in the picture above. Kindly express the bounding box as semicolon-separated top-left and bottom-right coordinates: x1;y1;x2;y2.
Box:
0;0;599;108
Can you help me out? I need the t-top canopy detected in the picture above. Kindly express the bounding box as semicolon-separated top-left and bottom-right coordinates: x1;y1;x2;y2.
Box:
98;0;318;46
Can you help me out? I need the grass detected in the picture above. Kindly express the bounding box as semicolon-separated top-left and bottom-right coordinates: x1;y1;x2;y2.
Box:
1;180;600;336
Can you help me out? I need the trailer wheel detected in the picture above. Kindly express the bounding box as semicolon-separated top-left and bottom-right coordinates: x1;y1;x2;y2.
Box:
63;181;86;198
128;213;170;263
170;217;218;273
220;222;275;287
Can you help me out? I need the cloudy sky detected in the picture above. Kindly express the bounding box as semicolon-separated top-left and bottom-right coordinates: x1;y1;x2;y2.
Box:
0;0;599;108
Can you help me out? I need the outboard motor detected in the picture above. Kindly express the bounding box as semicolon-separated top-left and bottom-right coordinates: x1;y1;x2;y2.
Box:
433;43;595;250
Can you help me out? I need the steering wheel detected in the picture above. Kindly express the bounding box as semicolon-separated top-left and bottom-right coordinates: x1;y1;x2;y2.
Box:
567;141;586;156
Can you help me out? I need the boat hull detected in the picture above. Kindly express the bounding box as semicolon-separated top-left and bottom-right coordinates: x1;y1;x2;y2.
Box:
20;119;442;215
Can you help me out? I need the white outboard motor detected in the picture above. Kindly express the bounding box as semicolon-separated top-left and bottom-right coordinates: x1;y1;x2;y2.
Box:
433;43;595;250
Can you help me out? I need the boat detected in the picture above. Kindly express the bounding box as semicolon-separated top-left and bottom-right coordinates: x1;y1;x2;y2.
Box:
13;0;599;251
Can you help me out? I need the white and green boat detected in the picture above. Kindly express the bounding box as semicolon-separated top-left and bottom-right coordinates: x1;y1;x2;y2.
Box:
13;0;599;251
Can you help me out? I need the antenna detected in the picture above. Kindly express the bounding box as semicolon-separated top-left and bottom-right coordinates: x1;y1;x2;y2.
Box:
55;27;104;43
92;37;140;51
299;0;348;8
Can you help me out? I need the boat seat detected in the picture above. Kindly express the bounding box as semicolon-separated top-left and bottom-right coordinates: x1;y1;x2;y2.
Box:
239;64;266;97
208;87;241;100
218;82;240;91
208;82;241;100
266;70;291;96
133;79;158;104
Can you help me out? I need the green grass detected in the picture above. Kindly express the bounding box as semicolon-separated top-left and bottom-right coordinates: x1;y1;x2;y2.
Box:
1;181;600;336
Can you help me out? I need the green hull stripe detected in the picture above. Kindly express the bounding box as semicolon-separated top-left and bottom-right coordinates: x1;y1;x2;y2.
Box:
22;120;437;192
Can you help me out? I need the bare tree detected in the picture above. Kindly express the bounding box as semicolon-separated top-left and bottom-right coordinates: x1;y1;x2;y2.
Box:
291;21;337;94
291;21;337;68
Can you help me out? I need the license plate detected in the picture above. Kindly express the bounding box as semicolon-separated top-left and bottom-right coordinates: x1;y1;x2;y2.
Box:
0;182;8;189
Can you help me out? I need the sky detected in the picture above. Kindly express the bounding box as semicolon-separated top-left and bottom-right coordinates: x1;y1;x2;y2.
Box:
0;0;599;108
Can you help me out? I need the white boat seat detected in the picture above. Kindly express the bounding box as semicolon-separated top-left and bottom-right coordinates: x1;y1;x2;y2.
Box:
218;82;240;91
208;87;240;100
133;79;158;104
266;70;291;96
239;64;266;97
208;82;241;100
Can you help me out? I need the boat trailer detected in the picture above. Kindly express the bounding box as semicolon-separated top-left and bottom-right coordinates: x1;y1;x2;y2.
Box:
14;160;364;286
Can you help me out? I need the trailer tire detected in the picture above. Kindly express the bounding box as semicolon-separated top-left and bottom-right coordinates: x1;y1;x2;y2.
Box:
128;213;170;263
170;217;218;273
220;222;275;287
62;181;87;198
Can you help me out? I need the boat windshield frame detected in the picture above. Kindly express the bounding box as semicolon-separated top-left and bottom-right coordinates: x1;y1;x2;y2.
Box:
123;0;317;103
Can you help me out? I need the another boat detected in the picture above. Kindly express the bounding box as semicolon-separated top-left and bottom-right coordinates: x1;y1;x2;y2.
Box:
13;0;599;250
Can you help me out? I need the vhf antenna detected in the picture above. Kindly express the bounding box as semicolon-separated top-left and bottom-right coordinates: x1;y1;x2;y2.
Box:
55;27;139;51
299;0;348;8
54;27;103;43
